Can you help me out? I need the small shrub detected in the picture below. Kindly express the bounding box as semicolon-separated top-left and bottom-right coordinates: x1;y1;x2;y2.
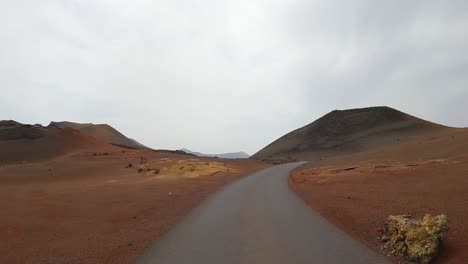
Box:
153;168;160;174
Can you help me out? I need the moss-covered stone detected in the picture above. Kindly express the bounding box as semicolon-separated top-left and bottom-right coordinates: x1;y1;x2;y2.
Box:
381;214;448;263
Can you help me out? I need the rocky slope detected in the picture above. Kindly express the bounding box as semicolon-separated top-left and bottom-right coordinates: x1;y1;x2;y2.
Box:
252;106;445;162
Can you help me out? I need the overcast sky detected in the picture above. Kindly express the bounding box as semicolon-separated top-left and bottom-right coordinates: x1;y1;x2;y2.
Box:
1;0;467;154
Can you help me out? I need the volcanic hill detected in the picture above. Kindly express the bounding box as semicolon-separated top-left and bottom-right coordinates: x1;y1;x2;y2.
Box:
252;106;446;162
49;121;146;149
0;120;112;164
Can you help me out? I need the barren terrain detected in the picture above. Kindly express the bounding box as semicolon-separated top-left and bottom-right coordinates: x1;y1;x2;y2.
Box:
290;128;468;263
0;121;268;263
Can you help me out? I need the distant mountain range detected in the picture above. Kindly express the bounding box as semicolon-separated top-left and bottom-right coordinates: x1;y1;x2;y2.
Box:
180;148;250;159
0;119;198;164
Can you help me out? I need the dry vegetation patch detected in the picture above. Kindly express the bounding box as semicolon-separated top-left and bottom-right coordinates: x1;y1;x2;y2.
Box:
136;159;236;179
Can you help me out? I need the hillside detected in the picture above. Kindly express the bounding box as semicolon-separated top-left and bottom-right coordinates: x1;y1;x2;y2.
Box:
252;106;446;162
180;148;250;159
49;121;146;149
288;117;468;264
0;121;114;164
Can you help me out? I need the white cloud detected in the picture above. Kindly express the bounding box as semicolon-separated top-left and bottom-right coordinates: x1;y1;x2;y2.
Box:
1;0;467;154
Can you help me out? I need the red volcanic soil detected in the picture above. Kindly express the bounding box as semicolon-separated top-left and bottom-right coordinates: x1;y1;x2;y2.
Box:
0;121;116;164
0;150;268;264
289;128;468;264
0;121;269;263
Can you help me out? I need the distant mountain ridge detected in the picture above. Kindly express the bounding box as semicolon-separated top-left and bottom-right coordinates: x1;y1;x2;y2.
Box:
48;121;147;149
252;106;446;162
180;148;250;159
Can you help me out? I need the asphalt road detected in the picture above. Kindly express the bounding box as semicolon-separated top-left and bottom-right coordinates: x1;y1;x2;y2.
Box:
137;162;390;264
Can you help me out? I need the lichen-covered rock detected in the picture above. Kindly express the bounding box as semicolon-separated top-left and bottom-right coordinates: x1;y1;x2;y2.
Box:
381;214;448;263
387;215;418;243
420;214;448;239
406;226;439;263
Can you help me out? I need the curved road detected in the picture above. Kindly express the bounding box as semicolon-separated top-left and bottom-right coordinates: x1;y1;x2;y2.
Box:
137;162;390;264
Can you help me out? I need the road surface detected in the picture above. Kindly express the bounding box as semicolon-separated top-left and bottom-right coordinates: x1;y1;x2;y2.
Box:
137;162;390;264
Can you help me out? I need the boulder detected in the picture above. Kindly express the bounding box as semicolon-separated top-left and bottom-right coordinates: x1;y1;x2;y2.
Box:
381;214;448;263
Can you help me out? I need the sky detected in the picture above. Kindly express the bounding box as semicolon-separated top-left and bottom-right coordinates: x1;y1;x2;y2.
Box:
1;0;468;154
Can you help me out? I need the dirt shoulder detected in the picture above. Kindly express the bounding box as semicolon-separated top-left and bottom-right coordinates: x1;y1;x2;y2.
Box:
289;129;468;263
0;149;269;264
